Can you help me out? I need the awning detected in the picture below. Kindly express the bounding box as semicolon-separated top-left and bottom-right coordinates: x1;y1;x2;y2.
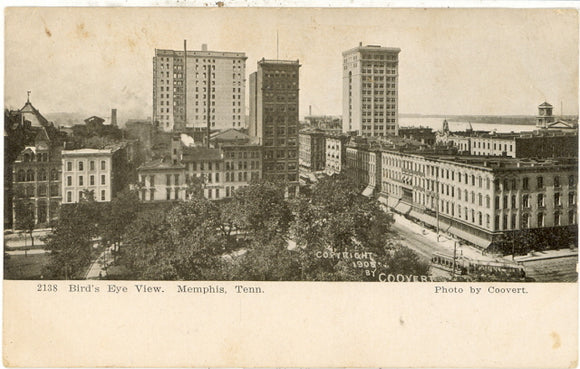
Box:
447;226;492;249
387;197;399;208
395;202;411;215
362;186;375;197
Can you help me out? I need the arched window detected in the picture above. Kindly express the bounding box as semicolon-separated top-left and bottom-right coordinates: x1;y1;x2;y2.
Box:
50;169;58;181
38;169;47;181
17;170;25;182
26;170;34;182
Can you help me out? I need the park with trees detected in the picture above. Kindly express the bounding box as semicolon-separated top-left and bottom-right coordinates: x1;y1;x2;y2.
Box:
40;175;431;281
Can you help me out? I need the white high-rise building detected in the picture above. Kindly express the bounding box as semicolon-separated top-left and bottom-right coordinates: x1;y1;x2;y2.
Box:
342;43;401;136
153;43;247;132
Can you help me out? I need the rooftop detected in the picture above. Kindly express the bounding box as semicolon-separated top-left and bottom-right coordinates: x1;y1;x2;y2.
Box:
182;147;223;161
138;159;185;171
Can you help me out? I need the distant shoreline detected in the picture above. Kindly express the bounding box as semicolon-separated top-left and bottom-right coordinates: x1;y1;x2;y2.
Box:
399;114;580;126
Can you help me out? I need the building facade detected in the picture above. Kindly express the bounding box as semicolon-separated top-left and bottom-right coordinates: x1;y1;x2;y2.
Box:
342;43;400;136
137;159;186;201
61;145;129;204
344;141;578;249
249;58;301;196
153;44;247;132
324;133;350;176
299;129;326;172
12;127;63;228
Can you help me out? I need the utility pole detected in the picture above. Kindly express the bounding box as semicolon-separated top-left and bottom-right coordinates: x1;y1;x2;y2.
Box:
207;65;211;148
436;167;440;241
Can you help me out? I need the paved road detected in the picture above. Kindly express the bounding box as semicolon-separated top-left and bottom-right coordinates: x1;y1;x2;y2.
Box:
390;221;450;262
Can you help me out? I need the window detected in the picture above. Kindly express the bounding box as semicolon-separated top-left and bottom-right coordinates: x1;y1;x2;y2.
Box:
502;214;507;230
523;177;529;190
537;176;543;189
101;175;106;185
79;176;84;186
554;212;561;226
67;191;72;202
503;195;508;209
495;196;500;209
554;176;560;188
486;196;490;208
166;174;171;186
538;193;545;207
522;213;529;229
569;210;576;225
569;175;575;188
101;190;106;201
67;176;72;186
494;215;500;229
90;161;95;171
569;192;576;206
537;212;544;227
478;212;482;226
522;194;529;208
67;162;72;171
79;161;84;171
90;175;95;186
166;188;171;200
555;192;561;206
174;174;179;185
101;160;106;170
511;214;516;229
511;195;516;209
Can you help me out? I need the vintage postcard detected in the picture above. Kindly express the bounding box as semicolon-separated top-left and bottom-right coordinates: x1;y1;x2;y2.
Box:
3;5;578;367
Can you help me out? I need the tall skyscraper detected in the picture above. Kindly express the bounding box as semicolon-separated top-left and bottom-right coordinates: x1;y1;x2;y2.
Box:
342;43;401;136
249;58;301;196
153;43;247;132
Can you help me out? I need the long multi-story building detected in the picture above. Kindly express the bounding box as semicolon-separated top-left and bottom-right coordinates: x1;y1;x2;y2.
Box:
61;145;130;204
342;43;400;136
249;58;300;196
153;43;247;132
345;140;578;248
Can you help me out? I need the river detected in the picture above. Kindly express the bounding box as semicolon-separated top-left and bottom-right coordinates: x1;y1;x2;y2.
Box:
399;116;536;134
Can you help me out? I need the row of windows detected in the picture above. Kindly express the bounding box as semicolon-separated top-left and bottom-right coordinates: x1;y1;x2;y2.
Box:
66;160;107;172
65;190;106;202
21;153;49;162
15;184;59;198
16;169;59;182
65;175;106;187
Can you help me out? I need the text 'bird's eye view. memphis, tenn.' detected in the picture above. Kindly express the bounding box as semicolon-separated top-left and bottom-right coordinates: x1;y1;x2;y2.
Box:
4;7;579;283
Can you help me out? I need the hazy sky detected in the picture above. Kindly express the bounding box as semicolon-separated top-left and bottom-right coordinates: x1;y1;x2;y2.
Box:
5;7;579;124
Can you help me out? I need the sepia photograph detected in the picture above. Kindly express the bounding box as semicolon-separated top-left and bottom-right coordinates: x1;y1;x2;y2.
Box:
2;5;579;367
4;7;578;283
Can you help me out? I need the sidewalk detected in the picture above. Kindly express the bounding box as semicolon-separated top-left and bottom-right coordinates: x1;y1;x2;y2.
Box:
85;245;115;280
393;214;501;263
510;248;578;263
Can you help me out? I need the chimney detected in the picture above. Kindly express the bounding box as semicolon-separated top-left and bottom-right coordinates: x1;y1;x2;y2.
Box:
111;109;117;126
201;43;208;51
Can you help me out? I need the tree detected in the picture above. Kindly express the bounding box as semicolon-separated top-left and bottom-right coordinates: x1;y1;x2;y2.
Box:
118;198;228;280
290;174;399;281
230;180;294;242
100;189;141;257
43;200;102;279
15;202;36;251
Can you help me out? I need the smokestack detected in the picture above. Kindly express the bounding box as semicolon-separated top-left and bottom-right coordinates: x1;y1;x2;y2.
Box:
359;41;362;47
201;43;207;51
309;105;312;116
111;109;117;126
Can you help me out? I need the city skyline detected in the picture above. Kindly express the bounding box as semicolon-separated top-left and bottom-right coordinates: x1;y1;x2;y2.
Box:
5;8;579;125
